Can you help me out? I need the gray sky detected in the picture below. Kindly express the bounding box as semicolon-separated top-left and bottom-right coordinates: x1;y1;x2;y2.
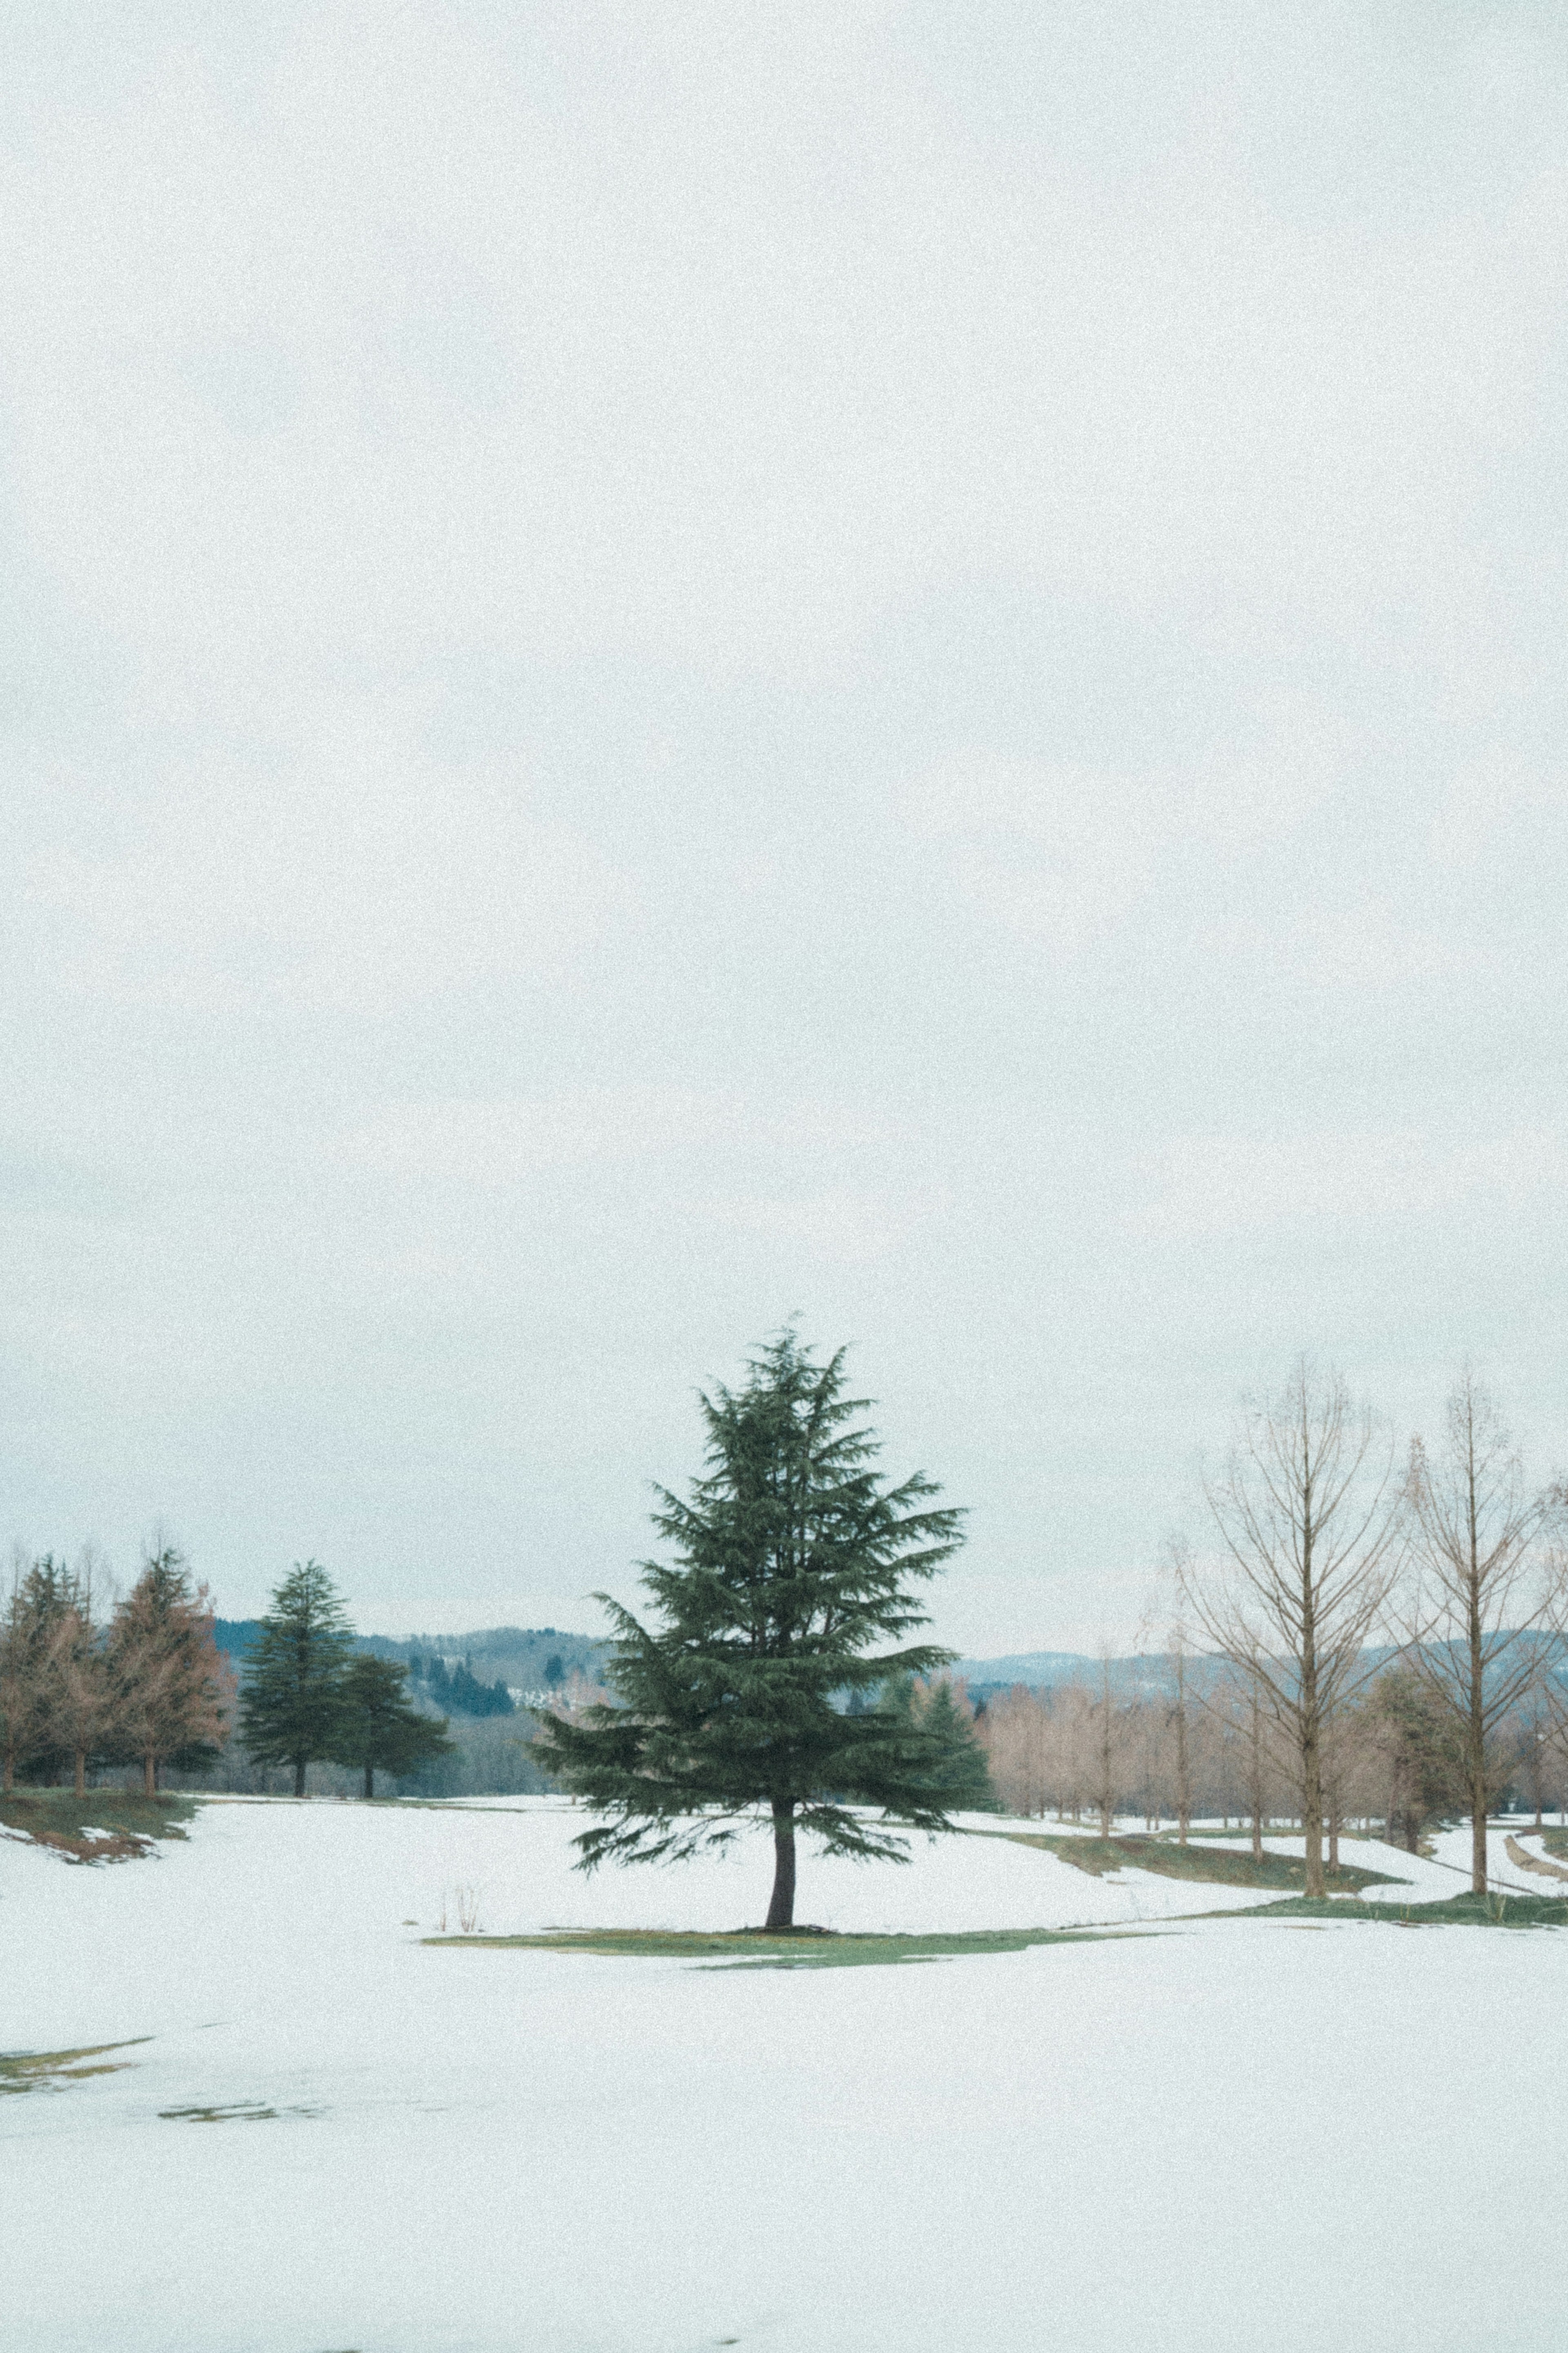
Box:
4;3;1566;1653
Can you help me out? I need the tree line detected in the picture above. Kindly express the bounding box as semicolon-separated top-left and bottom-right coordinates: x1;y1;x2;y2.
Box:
974;1655;1560;1860
408;1650;516;1718
532;1341;1568;1920
0;1551;456;1801
8;1343;1562;1918
973;1364;1568;1900
238;1560;454;1796
0;1544;232;1796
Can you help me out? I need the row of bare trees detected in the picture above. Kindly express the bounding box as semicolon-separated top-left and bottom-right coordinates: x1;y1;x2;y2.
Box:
976;1655;1563;1858
978;1365;1567;1899
1179;1362;1564;1896
0;1545;233;1797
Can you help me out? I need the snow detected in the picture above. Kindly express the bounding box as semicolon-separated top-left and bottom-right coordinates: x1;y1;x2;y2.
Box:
4;1797;1565;2353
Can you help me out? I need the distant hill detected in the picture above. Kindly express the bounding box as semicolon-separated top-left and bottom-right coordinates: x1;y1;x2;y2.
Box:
212;1619;611;1711
368;1626;610;1698
213;1618;266;1661
951;1650;1098;1689
953;1650;1222;1699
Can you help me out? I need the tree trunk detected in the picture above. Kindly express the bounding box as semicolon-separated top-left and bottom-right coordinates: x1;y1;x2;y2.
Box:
1301;1730;1324;1900
143;1750;156;1798
294;1756;307;1799
2;1739;12;1795
1174;1652;1190;1845
1468;1555;1488;1896
1299;1558;1325;1898
765;1800;797;1929
74;1746;87;1798
364;1761;374;1801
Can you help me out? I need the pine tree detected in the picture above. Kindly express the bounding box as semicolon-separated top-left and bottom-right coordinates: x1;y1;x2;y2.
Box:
1;1557;75;1791
530;1332;969;1928
46;1564;116;1797
1367;1667;1464;1851
239;1561;354;1797
910;1676;994;1812
108;1546;232;1795
330;1656;455;1798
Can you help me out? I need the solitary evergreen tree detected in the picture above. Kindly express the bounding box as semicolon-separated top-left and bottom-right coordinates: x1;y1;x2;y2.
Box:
330;1655;454;1798
239;1561;354;1796
530;1332;969;1927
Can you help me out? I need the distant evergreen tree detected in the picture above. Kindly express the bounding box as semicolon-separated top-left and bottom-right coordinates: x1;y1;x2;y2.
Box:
544;1653;565;1687
530;1331;970;1927
1368;1667;1464;1850
911;1677;994;1811
447;1661;515;1717
427;1656;450;1699
330;1656;455;1797
239;1561;354;1797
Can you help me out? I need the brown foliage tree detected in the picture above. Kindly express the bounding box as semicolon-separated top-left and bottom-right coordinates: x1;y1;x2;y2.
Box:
109;1546;233;1794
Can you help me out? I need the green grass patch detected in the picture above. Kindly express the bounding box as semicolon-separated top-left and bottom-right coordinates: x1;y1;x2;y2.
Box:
159;2100;321;2123
0;1789;199;1860
973;1827;1398;1894
0;2038;150;2095
423;1925;1145;1969
1217;1891;1568;1929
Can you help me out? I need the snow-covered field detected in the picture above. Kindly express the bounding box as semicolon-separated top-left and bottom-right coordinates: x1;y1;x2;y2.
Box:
4;1798;1566;2353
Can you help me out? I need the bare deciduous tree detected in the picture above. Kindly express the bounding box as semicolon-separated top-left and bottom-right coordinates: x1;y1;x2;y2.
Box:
975;1684;1053;1818
1090;1647;1123;1839
1180;1358;1402;1898
1396;1373;1555;1894
1167;1621;1193;1845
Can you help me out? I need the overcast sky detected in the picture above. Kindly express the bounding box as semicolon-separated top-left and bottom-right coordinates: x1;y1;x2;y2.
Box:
4;3;1565;1653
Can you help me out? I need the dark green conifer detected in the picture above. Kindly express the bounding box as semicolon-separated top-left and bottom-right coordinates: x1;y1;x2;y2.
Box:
330;1655;454;1798
530;1332;971;1927
888;1673;994;1813
239;1561;354;1797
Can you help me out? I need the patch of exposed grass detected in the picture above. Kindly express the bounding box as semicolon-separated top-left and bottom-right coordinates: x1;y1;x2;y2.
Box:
0;2038;150;2095
1217;1891;1568;1929
0;1788;199;1861
973;1827;1398;1894
423;1925;1146;1969
159;2100;321;2123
